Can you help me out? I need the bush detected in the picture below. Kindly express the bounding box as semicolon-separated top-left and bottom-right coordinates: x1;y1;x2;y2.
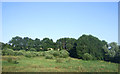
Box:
24;51;38;58
45;54;54;59
29;48;36;51
53;51;60;57
42;51;48;56
82;53;93;60
43;51;52;56
2;48;14;55
31;51;37;57
37;52;44;56
43;50;69;58
24;51;33;58
14;50;25;56
59;50;69;58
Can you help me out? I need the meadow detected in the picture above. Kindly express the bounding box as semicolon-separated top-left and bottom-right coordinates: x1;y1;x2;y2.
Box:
2;56;118;72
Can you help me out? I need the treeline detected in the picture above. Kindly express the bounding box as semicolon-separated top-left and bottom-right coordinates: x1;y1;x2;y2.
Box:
1;34;120;63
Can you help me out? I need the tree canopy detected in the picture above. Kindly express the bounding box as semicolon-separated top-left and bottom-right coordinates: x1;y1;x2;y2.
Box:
1;34;119;63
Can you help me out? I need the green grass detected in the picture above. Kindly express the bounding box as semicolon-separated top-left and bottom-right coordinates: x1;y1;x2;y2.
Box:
2;56;118;72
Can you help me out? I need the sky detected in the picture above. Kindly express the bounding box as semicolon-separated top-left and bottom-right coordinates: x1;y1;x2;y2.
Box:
2;2;118;43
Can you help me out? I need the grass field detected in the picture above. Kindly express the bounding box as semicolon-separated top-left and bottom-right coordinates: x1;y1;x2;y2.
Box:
2;56;118;72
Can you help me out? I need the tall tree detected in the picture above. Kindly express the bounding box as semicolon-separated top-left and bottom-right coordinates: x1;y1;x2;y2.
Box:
34;38;41;51
76;34;107;60
41;38;55;51
56;38;76;51
9;36;23;50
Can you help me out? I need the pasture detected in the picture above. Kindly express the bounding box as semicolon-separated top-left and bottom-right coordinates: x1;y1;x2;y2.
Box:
2;56;118;72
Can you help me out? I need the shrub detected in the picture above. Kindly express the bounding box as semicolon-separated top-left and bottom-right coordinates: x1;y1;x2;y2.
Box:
2;48;14;55
29;48;36;51
13;50;25;56
43;51;51;56
59;50;69;58
82;53;93;60
45;54;54;59
31;51;37;57
37;52;44;56
17;51;24;56
53;51;60;57
24;51;32;58
47;50;54;54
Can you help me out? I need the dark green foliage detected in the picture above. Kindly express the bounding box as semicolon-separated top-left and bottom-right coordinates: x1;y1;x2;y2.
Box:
41;38;55;51
33;38;41;51
82;53;93;60
69;43;78;58
76;34;107;60
2;35;119;63
103;42;120;63
56;38;76;51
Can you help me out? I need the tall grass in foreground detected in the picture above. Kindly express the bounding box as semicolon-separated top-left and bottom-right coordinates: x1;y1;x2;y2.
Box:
2;56;118;72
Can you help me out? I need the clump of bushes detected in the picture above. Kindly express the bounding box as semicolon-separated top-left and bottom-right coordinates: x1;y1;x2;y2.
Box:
14;50;25;56
82;53;93;60
43;50;69;58
2;48;14;56
29;48;36;51
45;54;54;59
24;51;33;58
52;51;60;57
24;51;38;58
59;50;69;58
2;48;26;56
36;52;44;56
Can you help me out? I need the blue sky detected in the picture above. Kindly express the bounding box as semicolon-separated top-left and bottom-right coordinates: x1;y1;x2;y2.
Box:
2;2;118;43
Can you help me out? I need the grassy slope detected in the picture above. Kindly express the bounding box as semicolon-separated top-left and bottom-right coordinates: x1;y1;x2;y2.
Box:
2;56;118;72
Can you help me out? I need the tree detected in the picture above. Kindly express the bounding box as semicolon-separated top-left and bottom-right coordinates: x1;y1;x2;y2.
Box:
9;36;23;50
41;38;55;51
56;38;76;51
76;34;107;60
33;38;41;51
103;42;120;63
69;42;78;58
